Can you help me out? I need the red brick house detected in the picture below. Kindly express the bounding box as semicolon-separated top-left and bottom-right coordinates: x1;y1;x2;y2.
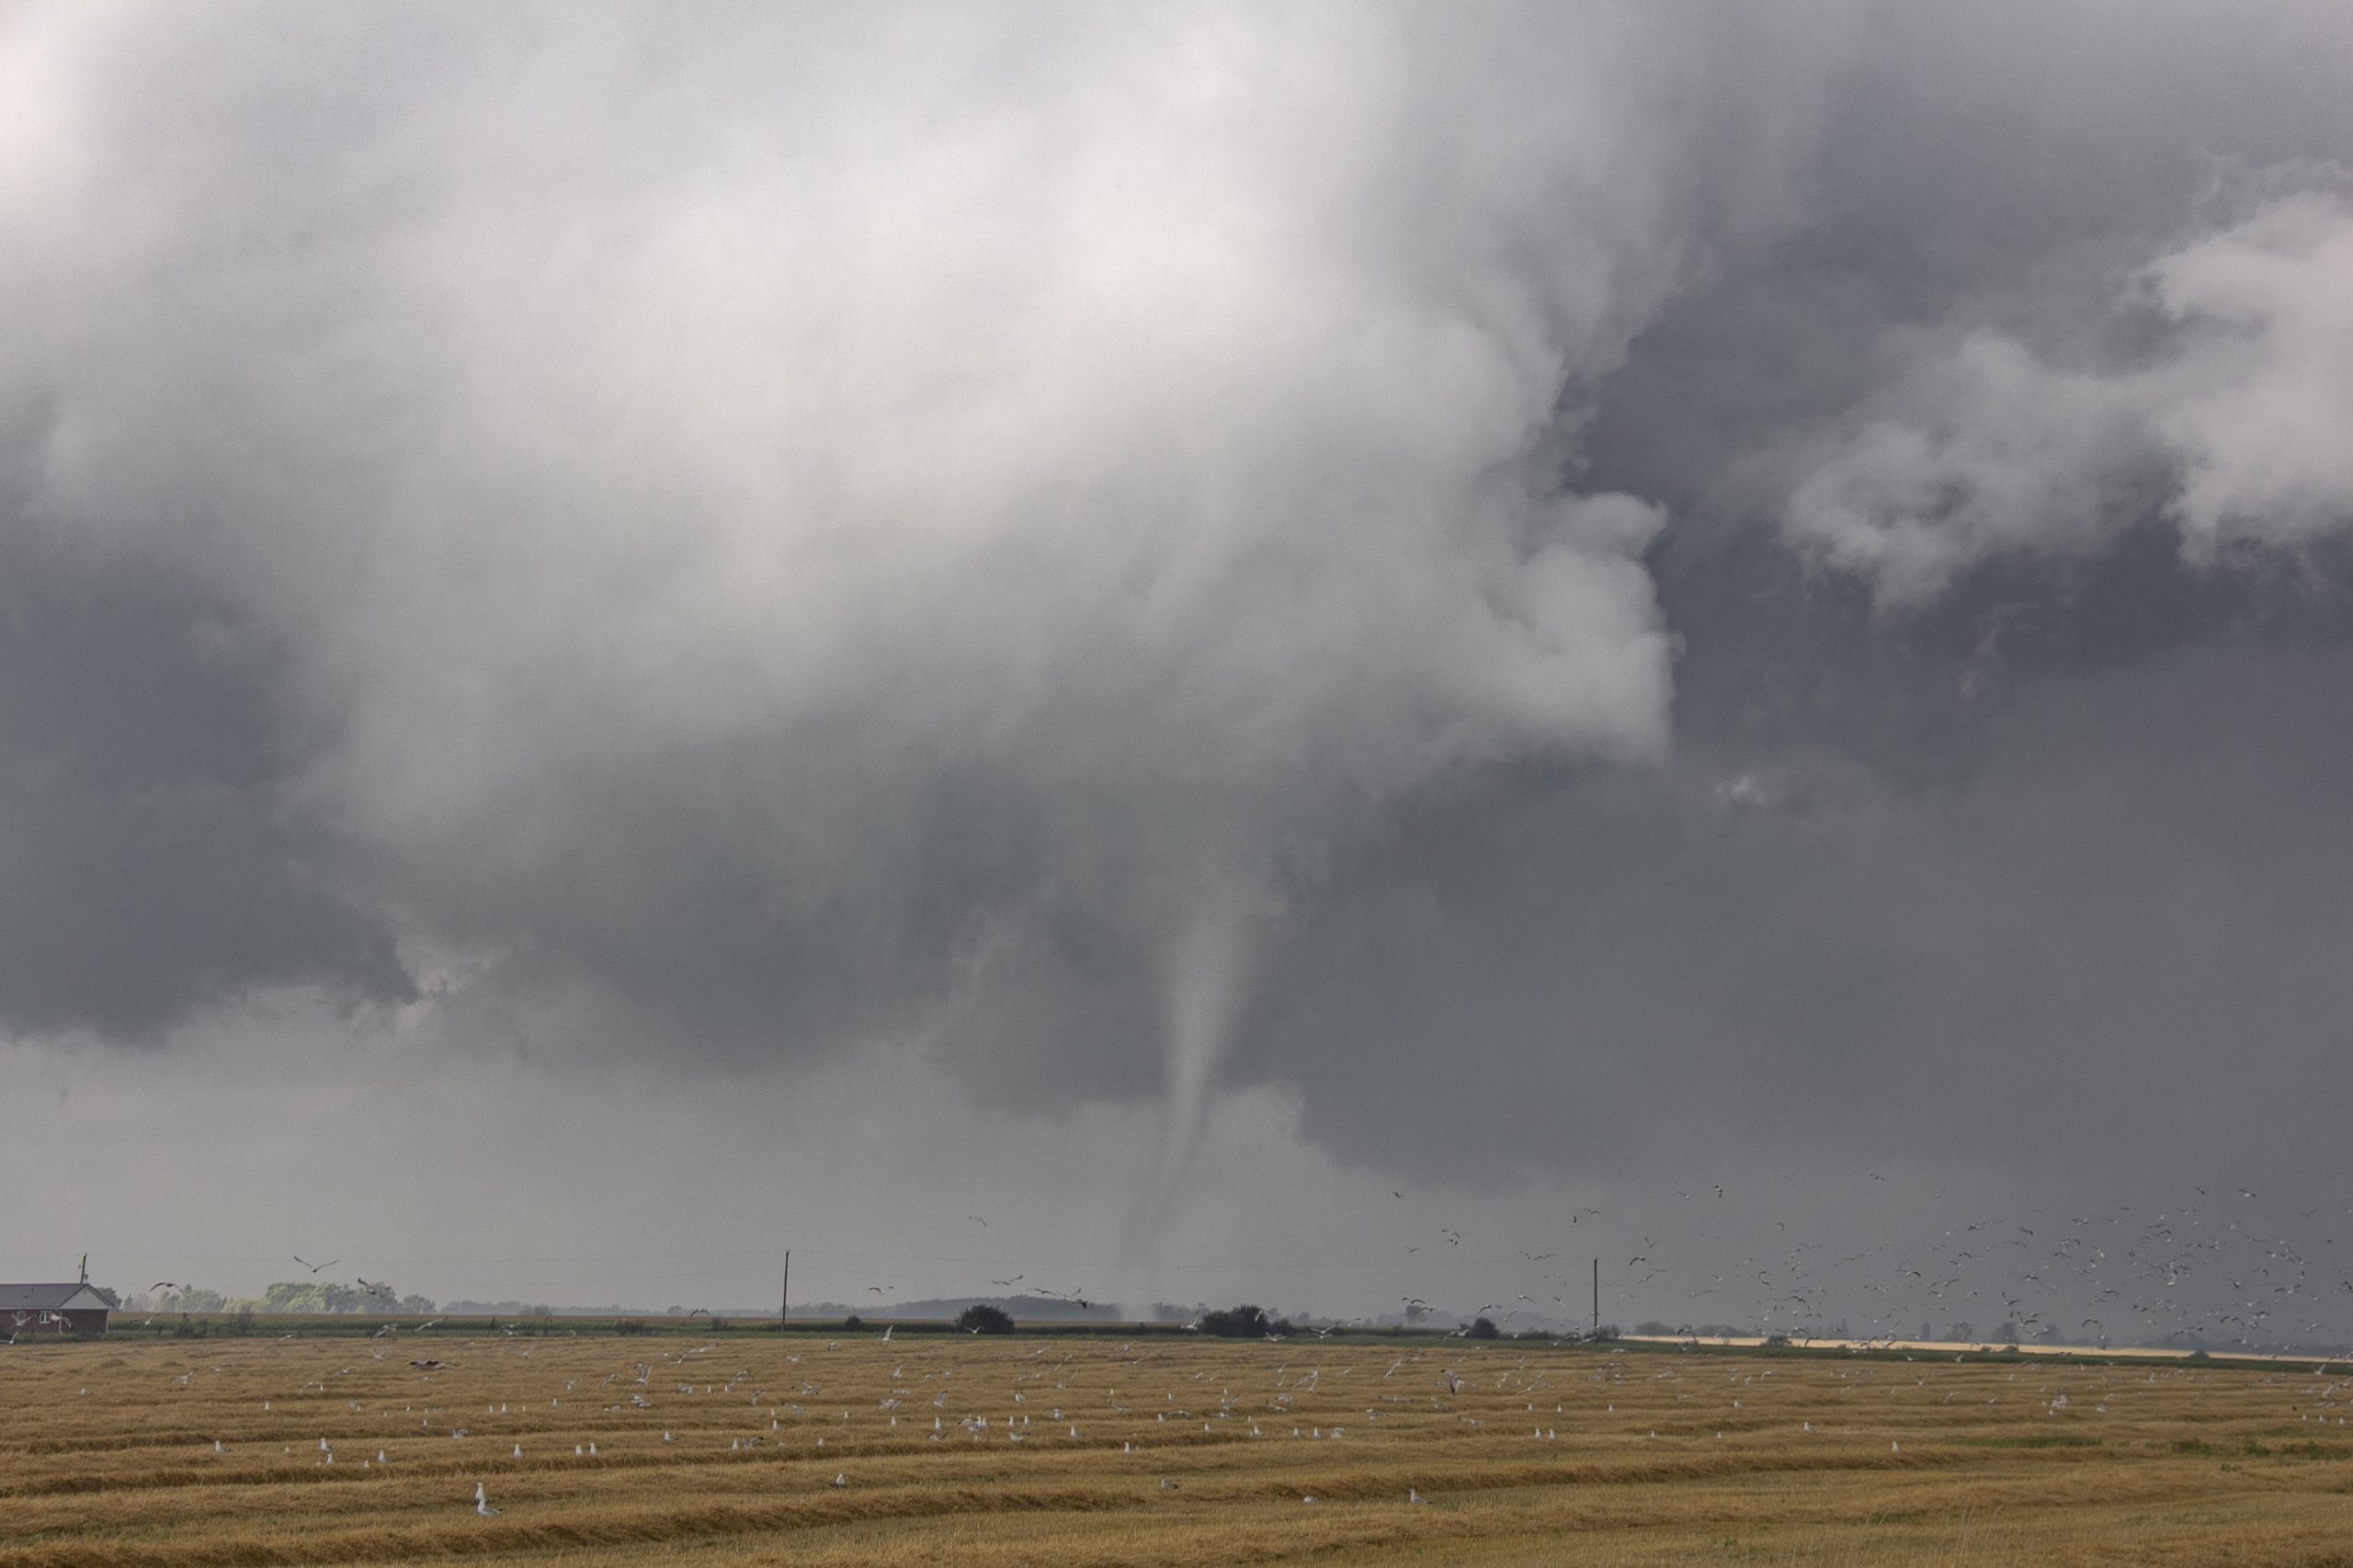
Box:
0;1283;113;1336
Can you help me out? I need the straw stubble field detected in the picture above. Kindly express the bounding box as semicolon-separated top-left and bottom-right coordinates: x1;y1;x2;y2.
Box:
3;1335;2350;1566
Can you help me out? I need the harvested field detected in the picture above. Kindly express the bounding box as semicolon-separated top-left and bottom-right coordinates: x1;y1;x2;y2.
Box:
3;1335;2350;1565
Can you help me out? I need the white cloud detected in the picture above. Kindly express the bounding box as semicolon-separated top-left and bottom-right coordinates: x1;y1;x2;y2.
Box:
1783;185;2353;604
1782;331;2163;606
2155;190;2353;555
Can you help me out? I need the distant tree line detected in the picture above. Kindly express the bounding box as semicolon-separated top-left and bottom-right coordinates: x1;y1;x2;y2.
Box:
131;1283;437;1315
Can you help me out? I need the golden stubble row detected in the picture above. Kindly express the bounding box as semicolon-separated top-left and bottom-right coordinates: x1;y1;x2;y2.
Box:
3;1335;2349;1566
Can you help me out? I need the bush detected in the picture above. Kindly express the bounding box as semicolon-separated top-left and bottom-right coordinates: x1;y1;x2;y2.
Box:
843;1314;863;1330
1467;1317;1499;1340
1199;1304;1293;1339
958;1303;1015;1335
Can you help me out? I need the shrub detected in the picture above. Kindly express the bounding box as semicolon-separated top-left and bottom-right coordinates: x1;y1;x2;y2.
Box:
1467;1317;1499;1340
843;1314;863;1330
958;1303;1016;1335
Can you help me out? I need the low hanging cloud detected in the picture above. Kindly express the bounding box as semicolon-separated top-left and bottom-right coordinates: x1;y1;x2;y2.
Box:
1783;184;2353;605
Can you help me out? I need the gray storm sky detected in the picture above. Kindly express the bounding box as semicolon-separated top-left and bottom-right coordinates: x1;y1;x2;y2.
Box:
3;2;2350;1344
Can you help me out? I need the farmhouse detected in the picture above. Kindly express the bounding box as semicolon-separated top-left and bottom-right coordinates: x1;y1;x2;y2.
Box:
0;1283;112;1336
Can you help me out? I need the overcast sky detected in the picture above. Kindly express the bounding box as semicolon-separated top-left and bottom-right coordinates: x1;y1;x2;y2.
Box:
4;2;2350;1342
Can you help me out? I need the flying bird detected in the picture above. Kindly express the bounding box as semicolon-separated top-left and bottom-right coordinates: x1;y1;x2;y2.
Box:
293;1256;336;1275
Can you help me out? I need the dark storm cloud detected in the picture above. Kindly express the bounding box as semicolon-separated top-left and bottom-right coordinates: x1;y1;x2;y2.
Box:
1253;631;2353;1185
3;0;2351;1208
0;517;411;1037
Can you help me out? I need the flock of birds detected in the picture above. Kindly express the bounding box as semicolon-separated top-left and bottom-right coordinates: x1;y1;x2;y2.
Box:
81;1189;2353;1530
1196;1183;2353;1359
195;1336;1583;1517
154;1324;2353;1524
1554;1186;2353;1358
885;1187;2353;1361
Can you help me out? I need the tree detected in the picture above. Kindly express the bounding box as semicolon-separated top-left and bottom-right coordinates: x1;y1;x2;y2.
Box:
1199;1304;1292;1339
1467;1316;1499;1340
262;1281;365;1313
160;1288;227;1313
958;1303;1015;1335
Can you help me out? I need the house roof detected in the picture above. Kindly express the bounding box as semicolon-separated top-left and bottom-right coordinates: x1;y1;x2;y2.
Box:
0;1283;112;1312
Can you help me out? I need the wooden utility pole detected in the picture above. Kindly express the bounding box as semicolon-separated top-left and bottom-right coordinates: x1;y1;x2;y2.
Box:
1591;1257;1598;1338
780;1252;790;1332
